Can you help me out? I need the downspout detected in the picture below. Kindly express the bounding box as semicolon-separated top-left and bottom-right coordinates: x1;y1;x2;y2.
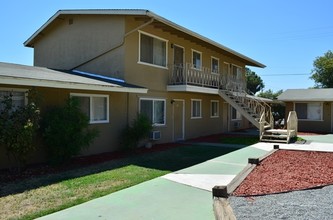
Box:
126;93;129;126
70;18;154;70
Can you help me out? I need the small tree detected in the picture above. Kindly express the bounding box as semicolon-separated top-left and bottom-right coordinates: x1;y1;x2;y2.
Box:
257;89;283;100
246;68;265;95
42;97;99;165
310;50;333;88
121;114;152;150
0;89;41;171
258;89;285;127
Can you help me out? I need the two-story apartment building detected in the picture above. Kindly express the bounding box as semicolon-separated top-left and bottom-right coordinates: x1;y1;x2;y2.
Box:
0;9;266;168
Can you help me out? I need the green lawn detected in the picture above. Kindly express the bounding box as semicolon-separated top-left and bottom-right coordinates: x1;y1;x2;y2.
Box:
0;144;236;220
220;136;259;145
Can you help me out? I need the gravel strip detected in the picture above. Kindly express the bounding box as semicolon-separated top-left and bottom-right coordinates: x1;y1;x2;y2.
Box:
229;185;333;220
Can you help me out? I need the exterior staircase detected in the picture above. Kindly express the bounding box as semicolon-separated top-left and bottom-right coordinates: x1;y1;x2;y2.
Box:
218;89;297;144
218;90;269;128
260;111;298;143
167;63;297;143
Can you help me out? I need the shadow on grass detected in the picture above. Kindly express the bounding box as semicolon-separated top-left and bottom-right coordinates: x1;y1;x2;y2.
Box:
0;144;237;197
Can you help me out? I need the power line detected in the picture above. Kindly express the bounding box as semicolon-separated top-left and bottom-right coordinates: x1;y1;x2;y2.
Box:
260;73;311;76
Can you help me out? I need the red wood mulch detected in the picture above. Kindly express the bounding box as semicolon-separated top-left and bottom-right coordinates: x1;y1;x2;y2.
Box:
233;150;333;197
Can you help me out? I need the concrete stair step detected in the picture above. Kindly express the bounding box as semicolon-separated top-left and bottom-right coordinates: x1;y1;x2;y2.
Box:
262;134;288;139
265;129;294;135
260;138;288;143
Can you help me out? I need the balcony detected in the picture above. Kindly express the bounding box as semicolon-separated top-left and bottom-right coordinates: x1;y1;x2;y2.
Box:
167;63;246;93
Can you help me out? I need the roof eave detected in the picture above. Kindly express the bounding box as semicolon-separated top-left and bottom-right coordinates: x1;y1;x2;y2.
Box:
24;9;149;47
24;9;265;68
146;11;266;68
278;99;332;102
0;76;148;94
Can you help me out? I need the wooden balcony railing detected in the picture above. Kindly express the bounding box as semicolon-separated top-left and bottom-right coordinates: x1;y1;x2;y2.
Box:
168;63;246;91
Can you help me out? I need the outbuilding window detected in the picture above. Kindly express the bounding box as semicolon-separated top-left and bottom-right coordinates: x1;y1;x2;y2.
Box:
295;102;322;121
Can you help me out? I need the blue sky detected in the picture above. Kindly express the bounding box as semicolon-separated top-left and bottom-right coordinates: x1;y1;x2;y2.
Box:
1;0;333;92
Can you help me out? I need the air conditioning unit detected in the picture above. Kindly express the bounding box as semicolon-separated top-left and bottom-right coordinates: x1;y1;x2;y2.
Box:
150;131;161;140
233;121;241;129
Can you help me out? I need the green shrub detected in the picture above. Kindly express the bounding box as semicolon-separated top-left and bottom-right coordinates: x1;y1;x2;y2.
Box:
42;97;99;165
0;89;41;171
121;114;152;149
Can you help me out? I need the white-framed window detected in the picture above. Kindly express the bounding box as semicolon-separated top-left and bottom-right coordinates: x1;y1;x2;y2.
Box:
232;65;243;80
140;98;166;126
71;93;109;124
211;57;219;74
231;107;241;120
139;31;167;68
295;102;323;121
191;99;202;119
0;88;27;111
192;50;202;70
211;100;219;118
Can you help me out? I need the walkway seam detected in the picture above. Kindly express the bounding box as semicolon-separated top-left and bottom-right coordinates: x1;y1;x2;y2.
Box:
209;160;246;167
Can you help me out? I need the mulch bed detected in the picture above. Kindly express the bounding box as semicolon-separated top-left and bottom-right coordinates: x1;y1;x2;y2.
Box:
233;150;333;196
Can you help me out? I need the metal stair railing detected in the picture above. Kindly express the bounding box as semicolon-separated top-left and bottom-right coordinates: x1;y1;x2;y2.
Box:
220;77;273;132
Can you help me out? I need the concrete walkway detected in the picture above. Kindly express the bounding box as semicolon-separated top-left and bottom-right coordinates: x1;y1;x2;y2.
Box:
37;135;333;220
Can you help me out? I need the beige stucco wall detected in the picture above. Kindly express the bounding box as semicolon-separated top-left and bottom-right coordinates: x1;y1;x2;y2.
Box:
123;16;245;90
0;85;129;169
127;91;252;145
15;14;254;169
33;15;126;78
31;13;247;95
285;101;332;133
121;16;249;140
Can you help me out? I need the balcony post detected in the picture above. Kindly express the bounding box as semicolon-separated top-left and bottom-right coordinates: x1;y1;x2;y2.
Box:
185;64;188;85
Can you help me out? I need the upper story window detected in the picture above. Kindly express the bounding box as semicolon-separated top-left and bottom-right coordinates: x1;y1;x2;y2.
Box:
191;99;202;119
232;65;243;80
0;89;27;111
192;50;202;70
71;93;109;124
140;98;166;126
139;31;167;68
295;102;322;121
211;57;219;74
